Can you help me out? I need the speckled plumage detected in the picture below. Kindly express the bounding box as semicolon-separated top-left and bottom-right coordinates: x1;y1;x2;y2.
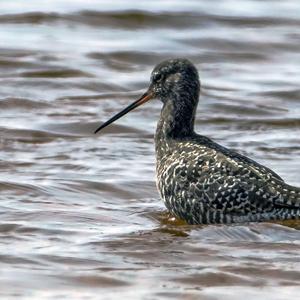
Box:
95;58;300;224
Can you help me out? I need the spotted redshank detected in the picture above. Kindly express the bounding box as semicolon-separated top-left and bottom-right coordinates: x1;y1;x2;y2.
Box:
94;58;300;224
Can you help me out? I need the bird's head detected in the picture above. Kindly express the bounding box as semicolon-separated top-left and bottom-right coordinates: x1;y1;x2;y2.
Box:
94;58;200;134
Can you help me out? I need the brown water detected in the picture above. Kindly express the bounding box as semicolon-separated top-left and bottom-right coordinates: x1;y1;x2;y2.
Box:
0;1;300;299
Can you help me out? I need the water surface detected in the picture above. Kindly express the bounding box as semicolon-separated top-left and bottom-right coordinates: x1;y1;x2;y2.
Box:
0;0;300;299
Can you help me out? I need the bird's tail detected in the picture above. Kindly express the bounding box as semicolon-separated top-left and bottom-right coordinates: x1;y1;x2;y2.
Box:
273;180;300;210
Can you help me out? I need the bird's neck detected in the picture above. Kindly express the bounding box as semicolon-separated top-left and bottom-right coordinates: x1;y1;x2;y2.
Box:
155;92;198;159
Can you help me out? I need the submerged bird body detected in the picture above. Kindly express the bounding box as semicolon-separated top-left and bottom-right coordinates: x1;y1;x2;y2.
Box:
156;134;300;224
95;58;300;224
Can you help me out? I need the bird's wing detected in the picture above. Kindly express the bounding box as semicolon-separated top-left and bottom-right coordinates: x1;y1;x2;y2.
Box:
195;134;284;181
228;149;284;181
197;153;300;212
222;147;300;209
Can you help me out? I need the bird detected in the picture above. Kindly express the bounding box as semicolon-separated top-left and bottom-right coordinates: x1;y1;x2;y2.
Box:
94;58;300;224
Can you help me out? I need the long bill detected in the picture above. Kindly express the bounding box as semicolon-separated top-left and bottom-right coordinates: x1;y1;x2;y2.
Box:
94;91;153;134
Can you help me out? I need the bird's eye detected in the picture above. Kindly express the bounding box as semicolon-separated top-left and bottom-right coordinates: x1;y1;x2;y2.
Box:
155;73;163;82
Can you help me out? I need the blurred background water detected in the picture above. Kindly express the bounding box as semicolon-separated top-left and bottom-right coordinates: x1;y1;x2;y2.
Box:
0;0;299;299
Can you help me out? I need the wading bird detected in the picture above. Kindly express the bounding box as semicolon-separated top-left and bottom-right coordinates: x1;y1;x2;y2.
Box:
95;58;300;224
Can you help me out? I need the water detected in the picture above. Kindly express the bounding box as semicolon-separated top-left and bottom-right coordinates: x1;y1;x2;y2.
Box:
0;0;300;299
